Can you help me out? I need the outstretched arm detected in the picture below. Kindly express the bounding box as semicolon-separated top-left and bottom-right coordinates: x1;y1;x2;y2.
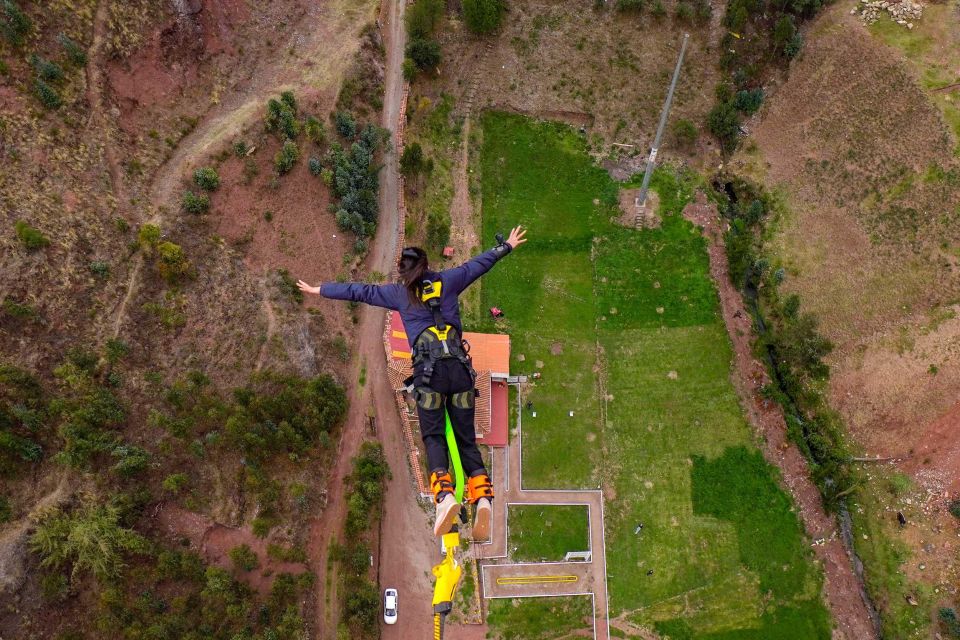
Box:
297;280;403;310
444;226;527;294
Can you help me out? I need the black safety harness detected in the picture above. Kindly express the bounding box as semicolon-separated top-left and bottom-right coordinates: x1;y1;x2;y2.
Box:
411;278;475;388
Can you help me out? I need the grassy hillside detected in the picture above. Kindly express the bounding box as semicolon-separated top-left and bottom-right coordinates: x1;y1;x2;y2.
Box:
472;111;830;639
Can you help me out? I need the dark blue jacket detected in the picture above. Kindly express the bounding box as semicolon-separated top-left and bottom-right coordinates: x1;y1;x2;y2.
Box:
320;247;510;347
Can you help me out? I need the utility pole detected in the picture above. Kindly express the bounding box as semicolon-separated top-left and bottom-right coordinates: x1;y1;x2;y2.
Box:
636;33;690;209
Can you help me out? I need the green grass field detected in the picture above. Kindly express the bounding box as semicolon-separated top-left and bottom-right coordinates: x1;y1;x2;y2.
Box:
473;112;831;639
508;505;590;562
486;596;593;640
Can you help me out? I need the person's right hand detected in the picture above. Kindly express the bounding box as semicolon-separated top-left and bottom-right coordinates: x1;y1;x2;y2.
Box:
506;225;528;250
297;280;321;296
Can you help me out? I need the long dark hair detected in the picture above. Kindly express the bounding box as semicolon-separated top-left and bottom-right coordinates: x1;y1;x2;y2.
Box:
398;247;428;306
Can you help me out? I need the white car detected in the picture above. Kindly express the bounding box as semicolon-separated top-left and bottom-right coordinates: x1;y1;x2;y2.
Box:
383;588;398;625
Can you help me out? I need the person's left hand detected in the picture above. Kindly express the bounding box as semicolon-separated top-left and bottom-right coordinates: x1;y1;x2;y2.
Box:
506;225;528;249
297;280;321;296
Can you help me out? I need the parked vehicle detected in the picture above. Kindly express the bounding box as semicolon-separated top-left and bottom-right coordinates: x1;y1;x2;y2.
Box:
383;588;398;624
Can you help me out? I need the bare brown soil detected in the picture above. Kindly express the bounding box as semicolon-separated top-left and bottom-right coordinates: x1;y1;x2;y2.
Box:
154;504;307;596
740;3;960;474
616;188;660;229
682;193;879;640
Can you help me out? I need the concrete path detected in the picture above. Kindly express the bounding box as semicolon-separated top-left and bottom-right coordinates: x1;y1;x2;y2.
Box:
476;387;611;640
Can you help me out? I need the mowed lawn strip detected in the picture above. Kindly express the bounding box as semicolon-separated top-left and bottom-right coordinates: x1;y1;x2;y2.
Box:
486;596;594;640
476;112;830;639
508;504;591;562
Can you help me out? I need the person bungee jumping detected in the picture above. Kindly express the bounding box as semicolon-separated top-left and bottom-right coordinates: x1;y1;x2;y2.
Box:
296;226;527;538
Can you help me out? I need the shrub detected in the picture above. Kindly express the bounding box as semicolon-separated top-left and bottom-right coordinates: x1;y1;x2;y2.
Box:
949;500;960;520
274;140;300;175
708;101;741;154
734;88;764;114
1;0;32;47
463;0;506;34
137;224;160;251
34;79;62;109
110;444;149;477
30;502;148;581
89;261;110;279
671;119;698;148
334;111;357;139
265;94;299;139
309;156;322;176
157;241;191;283
14;220;49;250
406;38;441;71
57;33;87;66
162;472;189;494
305;115;326;146
674;1;694;22
784;31;803;58
321;167;334;186
402;57;417;81
773;15;796;52
228;544;259;571
616;0;645;12
651;0;667;18
193;167;220;191
31;55;65;83
0;495;9;522
277;268;304;304
426;210;450;252
181;190;210;214
406;0;444;39
400;142;425;176
940;608;960;639
233;140;249;157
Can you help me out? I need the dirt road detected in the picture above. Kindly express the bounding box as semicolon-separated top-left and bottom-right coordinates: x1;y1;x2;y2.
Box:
682;194;879;640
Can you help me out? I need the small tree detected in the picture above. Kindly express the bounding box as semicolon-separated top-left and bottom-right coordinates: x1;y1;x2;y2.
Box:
708;101;741;154
266;94;299;139
14;220;49;250
671;119;698;149
229;544;260;572
57;33;87;66
305;115;326;146
406;0;444;39
615;0;645;12
406;39;441;71
34;79;62;109
734;88;764;114
402;58;417;81
137;224;160;251
182;190;210;214
463;0;506;34
163;472;189;494
309;157;323;176
773;15;796;53
400;142;425;176
334;111;357;139
1;0;32;47
30;502;148;582
274;140;300;175
30;55;65;83
157;241;191;284
193;167;220;191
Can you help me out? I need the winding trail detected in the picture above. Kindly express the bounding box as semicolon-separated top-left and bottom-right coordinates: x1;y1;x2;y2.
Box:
107;0;378;341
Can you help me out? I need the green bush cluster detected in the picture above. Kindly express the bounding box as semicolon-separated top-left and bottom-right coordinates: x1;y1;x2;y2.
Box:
181;190;210;214
265;91;300;139
57;33;87;66
1;0;32;47
333;443;390;637
334;110;357;138
671;118;698;149
30;501;149;582
720;177;853;507
157;241;192;283
463;0;506;34
329;122;385;239
31;54;65;83
96;545;313;640
712;0;819;152
405;0;445;77
277;268;304;304
400;141;432;177
193;167;220;191
940;608;960;639
308;156;322;176
0;363;45;474
274;139;300;175
228;544;259;571
14;220;49;250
